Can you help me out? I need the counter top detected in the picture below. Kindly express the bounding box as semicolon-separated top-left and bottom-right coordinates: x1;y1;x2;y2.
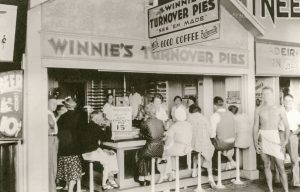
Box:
103;139;146;149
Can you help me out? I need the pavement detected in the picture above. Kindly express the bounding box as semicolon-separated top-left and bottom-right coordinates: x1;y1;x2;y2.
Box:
180;179;300;192
57;167;300;192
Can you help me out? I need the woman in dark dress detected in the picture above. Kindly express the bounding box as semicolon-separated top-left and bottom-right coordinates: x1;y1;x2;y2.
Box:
56;98;83;192
136;103;165;186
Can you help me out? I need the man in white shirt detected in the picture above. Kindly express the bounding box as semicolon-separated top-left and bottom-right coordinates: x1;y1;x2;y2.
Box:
128;86;143;120
283;94;300;187
103;94;114;121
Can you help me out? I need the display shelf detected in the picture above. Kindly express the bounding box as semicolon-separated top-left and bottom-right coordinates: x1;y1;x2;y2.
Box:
145;80;168;107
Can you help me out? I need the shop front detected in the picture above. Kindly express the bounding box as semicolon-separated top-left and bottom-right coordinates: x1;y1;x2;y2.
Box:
25;0;263;191
256;39;300;108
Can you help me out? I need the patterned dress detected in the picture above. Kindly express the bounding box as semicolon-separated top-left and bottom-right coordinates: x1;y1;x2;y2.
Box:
56;110;83;182
57;156;82;182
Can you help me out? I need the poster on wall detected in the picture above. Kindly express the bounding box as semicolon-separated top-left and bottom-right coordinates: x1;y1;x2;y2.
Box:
0;4;17;62
0;70;23;139
255;78;274;107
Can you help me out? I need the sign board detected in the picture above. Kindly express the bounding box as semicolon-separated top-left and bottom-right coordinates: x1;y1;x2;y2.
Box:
148;0;219;38
256;42;300;76
111;107;132;132
42;32;248;68
0;4;17;62
151;22;219;52
0;70;23;139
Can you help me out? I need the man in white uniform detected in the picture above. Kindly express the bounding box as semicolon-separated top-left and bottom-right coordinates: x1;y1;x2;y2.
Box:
128;86;143;120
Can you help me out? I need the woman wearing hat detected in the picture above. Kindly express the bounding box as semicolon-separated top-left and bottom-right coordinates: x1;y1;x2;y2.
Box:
56;98;83;192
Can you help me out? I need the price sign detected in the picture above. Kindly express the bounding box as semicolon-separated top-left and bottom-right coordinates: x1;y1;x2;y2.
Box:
111;107;132;132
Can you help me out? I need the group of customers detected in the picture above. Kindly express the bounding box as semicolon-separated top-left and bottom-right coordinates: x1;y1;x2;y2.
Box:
135;94;252;188
48;97;119;192
48;92;252;191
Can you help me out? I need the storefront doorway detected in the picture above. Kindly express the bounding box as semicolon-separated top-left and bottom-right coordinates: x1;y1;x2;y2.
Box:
47;68;244;189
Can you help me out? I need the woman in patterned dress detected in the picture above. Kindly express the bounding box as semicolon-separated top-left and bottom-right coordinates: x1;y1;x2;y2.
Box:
57;98;83;192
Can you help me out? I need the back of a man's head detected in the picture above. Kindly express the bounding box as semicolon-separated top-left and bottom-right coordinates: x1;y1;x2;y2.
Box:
213;96;224;107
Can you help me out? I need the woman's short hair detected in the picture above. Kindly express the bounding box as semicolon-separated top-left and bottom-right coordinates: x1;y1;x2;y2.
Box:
188;96;196;104
173;96;182;102
152;93;163;102
189;104;201;113
213;96;224;107
228;105;239;114
106;93;114;99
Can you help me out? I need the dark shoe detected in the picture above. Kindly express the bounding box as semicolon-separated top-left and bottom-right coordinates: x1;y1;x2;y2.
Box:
158;160;167;164
136;180;145;186
145;180;151;186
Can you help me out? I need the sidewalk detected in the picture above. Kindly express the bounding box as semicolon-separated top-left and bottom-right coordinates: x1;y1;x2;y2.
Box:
182;178;300;192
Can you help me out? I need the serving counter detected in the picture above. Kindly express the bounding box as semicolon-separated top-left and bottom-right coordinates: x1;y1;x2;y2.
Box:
102;139;196;189
102;139;146;189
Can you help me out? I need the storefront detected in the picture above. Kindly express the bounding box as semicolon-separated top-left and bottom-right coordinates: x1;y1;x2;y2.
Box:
0;1;27;192
256;39;300;108
25;0;264;191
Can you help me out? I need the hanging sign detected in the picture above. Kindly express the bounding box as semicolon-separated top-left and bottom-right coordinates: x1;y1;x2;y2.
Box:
0;4;17;62
151;22;219;52
148;0;219;38
0;70;23;139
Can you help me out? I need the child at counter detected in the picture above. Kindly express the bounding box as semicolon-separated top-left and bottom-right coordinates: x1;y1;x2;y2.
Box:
80;111;119;190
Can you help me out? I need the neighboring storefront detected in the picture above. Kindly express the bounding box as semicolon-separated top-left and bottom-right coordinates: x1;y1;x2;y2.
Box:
0;1;27;192
256;39;300;108
25;0;264;191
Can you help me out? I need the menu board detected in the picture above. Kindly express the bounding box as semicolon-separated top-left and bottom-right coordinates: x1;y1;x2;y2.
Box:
111;107;132;132
0;70;23;139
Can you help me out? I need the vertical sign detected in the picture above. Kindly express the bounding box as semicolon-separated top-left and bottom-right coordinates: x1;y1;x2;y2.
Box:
0;70;23;139
0;4;17;62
